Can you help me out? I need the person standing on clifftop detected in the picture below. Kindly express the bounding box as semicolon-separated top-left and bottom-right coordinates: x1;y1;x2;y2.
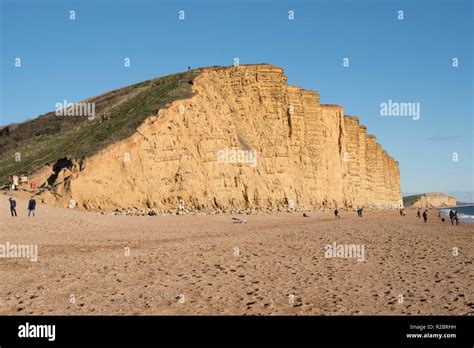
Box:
422;209;428;223
28;197;36;217
9;197;17;217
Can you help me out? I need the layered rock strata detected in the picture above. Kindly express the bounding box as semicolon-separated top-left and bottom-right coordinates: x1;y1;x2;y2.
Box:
38;64;402;212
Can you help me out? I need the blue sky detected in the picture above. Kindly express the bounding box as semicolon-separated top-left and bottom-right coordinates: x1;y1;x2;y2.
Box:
0;0;472;197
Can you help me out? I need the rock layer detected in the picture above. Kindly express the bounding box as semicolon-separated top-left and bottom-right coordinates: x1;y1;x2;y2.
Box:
39;64;402;212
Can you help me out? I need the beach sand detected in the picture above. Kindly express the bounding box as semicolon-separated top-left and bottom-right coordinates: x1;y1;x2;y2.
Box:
1;193;472;315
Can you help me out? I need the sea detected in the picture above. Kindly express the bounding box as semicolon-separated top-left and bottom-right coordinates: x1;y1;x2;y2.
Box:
440;205;474;223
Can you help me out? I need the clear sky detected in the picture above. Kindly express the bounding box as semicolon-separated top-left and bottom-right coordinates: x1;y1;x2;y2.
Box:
0;0;472;198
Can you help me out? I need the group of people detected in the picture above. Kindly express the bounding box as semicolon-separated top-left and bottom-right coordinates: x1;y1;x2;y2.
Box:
333;208;363;218
415;208;462;225
416;209;429;223
333;207;462;224
448;209;461;225
8;196;463;226
8;197;37;217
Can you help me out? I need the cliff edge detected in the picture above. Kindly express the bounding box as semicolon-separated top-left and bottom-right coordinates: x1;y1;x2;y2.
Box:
403;193;457;209
2;64;403;212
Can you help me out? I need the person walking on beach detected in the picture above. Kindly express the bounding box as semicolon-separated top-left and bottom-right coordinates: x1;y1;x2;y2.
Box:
9;197;17;217
417;209;421;218
27;197;36;217
422;209;428;223
358;208;363;218
454;211;460;225
449;210;455;225
334;208;340;219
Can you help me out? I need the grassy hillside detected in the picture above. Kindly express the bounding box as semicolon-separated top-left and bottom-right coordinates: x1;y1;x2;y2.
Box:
0;70;198;185
402;194;422;208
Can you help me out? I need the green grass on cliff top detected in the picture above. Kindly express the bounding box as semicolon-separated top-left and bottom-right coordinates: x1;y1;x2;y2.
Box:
0;70;197;185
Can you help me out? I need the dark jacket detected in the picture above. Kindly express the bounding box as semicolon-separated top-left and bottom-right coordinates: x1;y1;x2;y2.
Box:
9;199;16;208
28;199;36;210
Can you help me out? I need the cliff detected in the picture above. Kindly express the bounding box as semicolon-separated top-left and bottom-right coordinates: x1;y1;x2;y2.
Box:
11;64;402;212
403;193;457;209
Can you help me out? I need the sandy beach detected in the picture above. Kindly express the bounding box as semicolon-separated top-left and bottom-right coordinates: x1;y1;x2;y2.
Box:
1;193;472;316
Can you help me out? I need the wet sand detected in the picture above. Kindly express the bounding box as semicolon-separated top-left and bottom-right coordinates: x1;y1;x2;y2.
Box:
1;193;473;315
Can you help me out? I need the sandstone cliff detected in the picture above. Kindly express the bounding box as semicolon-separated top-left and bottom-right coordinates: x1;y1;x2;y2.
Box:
403;193;457;209
35;64;402;212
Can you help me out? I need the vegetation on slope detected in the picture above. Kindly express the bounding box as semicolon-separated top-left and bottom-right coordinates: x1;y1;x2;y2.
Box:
0;70;198;184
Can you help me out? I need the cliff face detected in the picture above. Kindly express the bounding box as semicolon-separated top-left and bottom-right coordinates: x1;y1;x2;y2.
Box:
38;64;402;212
403;193;457;209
